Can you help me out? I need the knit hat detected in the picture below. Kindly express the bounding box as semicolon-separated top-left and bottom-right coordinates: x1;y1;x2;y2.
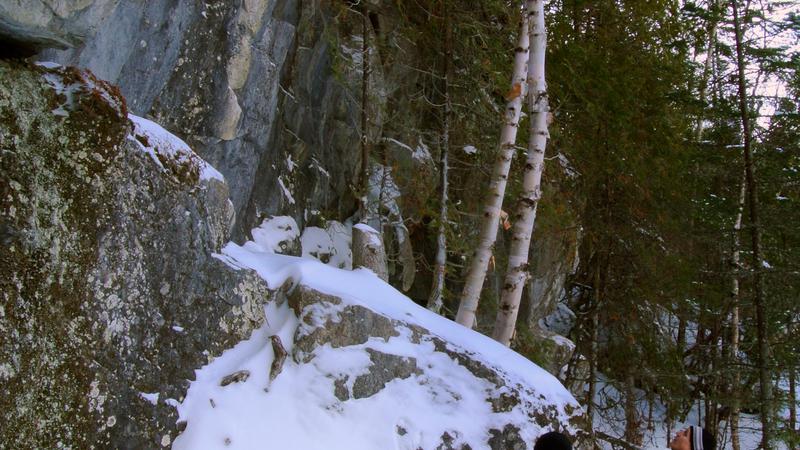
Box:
533;431;572;450
690;426;716;450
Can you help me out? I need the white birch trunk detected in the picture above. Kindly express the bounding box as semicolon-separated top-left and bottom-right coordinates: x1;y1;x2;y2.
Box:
729;169;746;450
428;151;448;312
492;0;549;346
427;0;451;313
455;2;531;327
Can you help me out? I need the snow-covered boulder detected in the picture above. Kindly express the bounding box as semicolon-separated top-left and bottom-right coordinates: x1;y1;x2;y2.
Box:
177;241;586;449
0;60;275;448
289;286;582;449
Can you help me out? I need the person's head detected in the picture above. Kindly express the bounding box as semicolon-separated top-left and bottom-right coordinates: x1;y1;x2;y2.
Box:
534;431;572;450
669;426;715;450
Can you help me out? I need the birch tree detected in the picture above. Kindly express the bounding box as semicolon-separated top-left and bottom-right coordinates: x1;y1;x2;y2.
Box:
427;0;451;313
455;2;531;327
492;0;549;346
728;169;746;450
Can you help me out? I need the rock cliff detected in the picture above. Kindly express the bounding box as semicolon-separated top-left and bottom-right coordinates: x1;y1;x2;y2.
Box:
31;0;404;240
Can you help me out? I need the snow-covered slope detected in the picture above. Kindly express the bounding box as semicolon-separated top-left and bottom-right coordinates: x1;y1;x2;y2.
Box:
172;223;584;449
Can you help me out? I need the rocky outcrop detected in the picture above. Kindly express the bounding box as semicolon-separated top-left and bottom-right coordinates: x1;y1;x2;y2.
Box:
521;230;579;329
9;0;444;245
0;60;274;448
19;0;366;240
512;230;579;376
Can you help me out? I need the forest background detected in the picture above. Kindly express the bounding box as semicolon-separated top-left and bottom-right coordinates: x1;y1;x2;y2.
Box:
337;0;800;448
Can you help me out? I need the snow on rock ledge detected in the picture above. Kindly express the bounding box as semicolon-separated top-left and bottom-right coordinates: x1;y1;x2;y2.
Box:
176;241;585;449
129;114;225;185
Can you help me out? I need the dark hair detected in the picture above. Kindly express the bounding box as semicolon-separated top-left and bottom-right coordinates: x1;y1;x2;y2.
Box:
534;431;572;450
691;426;716;450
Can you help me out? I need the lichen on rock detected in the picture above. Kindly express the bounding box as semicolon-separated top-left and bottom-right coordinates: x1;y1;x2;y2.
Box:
0;60;276;448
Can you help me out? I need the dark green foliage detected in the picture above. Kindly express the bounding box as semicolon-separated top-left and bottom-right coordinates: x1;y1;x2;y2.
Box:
331;0;800;443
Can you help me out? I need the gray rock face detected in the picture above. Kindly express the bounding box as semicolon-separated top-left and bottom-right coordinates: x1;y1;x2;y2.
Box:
288;285;585;450
0;60;274;448
0;1;96;57
36;0;373;240
521;231;579;328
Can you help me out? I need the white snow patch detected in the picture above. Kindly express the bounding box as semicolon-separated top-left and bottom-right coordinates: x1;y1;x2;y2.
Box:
309;158;330;178
352;222;379;234
299;222;353;269
139;392;159;405
353;223;383;248
326;221;352;269
588;372;788;450
384;137;434;164
128;114;224;183
414;139;433;163
248;216;299;254
286;155;297;173
556;153;579;178
35;61;62;69
540;303;577;336
301;227;333;259
277;176;295;205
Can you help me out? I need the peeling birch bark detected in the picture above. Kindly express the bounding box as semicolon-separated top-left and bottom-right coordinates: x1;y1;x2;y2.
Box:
455;1;532;328
492;0;549;346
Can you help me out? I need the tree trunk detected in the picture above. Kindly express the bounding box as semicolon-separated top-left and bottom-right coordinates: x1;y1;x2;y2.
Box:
790;368;797;435
352;224;388;281
357;3;370;218
694;0;718;141
624;370;642;446
428;0;451;313
731;2;772;447
729;169;746;450
455;2;531;327
491;0;549;346
586;262;600;440
705;322;721;440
